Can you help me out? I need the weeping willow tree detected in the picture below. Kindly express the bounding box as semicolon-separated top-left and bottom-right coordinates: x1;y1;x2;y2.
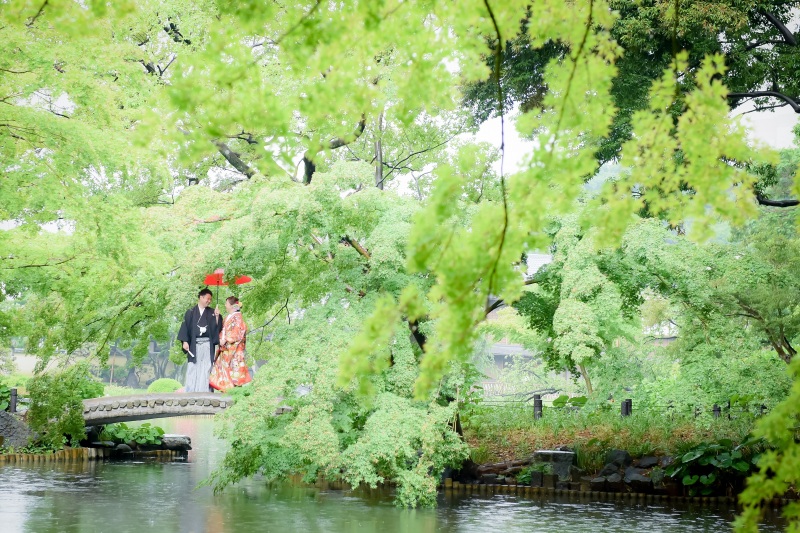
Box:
2;0;798;512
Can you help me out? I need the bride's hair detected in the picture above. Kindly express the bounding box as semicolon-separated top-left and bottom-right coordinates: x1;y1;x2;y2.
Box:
226;296;241;310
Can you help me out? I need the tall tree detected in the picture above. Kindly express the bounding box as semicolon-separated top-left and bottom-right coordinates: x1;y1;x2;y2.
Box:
463;0;800;206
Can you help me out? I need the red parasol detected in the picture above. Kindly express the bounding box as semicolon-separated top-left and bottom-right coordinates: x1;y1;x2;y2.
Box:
203;268;252;302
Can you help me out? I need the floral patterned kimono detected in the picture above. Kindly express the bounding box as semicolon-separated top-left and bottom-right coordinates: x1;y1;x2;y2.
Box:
209;311;252;392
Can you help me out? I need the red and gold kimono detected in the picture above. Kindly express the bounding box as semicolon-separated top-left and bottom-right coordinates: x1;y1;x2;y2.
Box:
209;311;252;392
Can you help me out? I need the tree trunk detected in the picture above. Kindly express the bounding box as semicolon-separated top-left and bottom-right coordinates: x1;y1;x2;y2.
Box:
578;364;593;396
374;111;384;189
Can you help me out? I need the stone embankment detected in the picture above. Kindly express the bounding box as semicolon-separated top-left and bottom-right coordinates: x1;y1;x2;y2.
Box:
461;449;675;494
0;430;193;464
448;448;796;506
0;446;184;464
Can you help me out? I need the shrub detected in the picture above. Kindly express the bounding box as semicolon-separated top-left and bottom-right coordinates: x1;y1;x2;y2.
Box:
100;422;165;446
666;437;763;496
27;362;105;448
147;378;182;393
0;380;10;411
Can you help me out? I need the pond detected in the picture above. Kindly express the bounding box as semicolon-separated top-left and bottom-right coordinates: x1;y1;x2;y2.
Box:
0;416;786;532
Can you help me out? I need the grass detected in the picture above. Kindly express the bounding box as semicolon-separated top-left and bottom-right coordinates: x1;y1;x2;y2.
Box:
461;403;756;473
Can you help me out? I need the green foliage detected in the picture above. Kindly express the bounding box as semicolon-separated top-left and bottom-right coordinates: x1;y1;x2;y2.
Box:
1;0;798;511
146;378;183;393
465;0;798;166
0;440;61;455
552;395;588;409
667;438;762;496
0;381;10;411
463;401;755;467
210;298;469;508
469;444;492;465
572;438;609;472
515;466;532;485
736;357;800;532
100;422;164;446
27;362;104;448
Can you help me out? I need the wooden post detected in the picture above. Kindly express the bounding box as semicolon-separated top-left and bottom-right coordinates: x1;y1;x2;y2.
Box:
9;388;17;413
713;404;721;418
533;395;543;420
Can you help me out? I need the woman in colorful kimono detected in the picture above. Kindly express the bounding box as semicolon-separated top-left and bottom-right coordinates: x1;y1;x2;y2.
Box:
209;296;252;392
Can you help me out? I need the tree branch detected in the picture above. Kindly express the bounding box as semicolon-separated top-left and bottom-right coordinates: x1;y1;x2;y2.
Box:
341;235;370;260
756;193;799;207
26;0;48;27
275;0;322;45
158;55;177;76
743;39;793;52
728;91;800;113
760;10;797;46
191;215;232;224
0;256;76;269
212;140;256;178
303;115;367;184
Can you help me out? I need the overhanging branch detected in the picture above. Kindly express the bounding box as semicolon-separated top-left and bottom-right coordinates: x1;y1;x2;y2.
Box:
303;115;367;184
212;140;256;178
756;194;799;207
728;91;800;113
760;10;797;45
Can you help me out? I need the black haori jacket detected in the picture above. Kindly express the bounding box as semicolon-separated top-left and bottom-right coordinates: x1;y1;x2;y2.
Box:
176;305;222;364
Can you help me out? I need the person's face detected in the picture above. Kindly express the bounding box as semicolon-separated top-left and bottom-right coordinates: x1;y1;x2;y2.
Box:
199;293;212;307
225;300;234;313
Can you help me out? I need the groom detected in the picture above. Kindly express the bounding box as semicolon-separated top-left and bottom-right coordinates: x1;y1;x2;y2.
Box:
177;288;222;392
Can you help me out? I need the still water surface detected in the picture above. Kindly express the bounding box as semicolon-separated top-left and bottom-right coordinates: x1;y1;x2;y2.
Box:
0;416;786;533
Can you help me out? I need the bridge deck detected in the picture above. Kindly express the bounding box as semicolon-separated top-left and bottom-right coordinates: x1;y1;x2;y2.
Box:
82;392;231;426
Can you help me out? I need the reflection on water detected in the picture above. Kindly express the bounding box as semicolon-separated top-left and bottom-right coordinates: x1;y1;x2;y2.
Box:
0;416;786;533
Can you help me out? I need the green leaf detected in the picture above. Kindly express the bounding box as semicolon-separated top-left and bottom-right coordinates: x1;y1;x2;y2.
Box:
552;395;570;408
682;474;699;486
568;396;588;407
682;450;704;463
700;473;716;485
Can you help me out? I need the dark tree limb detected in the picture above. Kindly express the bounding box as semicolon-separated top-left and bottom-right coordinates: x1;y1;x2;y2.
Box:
303;115;367;184
157;55;177;76
728;91;800;113
483;278;536;315
212;140;256;178
743;39;793;52
408;319;426;351
760;10;797;45
26;0;48;27
756;193;799;207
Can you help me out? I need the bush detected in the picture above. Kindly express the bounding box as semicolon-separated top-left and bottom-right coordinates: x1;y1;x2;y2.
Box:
147;378;182;393
27;362;105;448
0;380;10;411
100;422;165;446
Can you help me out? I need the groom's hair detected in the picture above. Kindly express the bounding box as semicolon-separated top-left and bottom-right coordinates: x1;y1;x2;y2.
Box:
198;288;213;298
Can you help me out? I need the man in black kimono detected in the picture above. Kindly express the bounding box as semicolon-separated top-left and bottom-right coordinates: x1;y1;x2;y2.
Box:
177;288;222;392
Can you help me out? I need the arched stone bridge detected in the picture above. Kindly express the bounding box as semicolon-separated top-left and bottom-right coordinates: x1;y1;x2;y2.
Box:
82;393;231;426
